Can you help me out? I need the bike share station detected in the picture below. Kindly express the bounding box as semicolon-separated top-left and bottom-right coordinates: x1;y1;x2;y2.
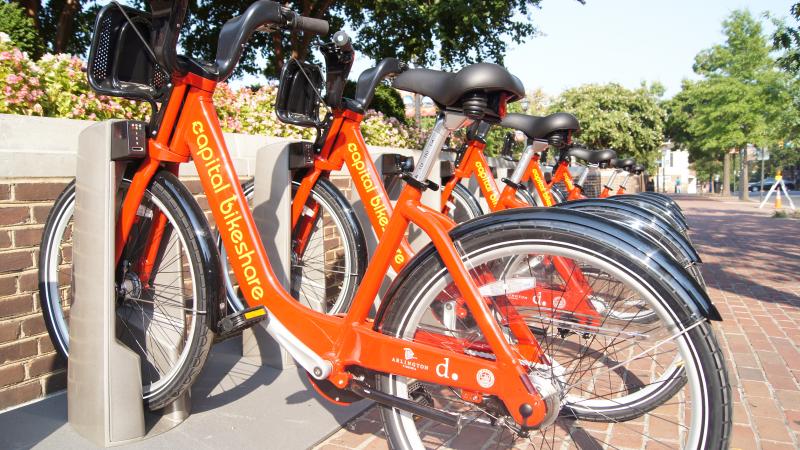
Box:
0;123;369;449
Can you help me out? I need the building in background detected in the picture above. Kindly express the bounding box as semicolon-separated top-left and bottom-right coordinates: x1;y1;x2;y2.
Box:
656;142;696;194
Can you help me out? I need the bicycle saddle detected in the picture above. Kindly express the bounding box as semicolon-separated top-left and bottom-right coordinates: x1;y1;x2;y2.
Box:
392;63;524;107
500;112;580;140
632;163;646;174
612;158;636;170
566;147;617;164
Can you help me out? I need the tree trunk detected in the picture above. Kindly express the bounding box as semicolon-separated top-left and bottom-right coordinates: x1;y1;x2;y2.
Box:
13;0;40;30
709;173;715;194
740;147;749;201
722;152;731;196
54;0;81;53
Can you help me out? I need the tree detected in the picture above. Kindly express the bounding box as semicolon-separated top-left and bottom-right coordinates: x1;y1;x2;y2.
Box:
181;0;547;78
771;3;800;75
667;10;798;198
547;83;666;168
0;2;45;58
9;0;96;55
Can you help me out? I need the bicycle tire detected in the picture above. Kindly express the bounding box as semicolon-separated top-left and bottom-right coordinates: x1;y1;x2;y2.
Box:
39;173;217;410
444;181;483;222
375;210;730;448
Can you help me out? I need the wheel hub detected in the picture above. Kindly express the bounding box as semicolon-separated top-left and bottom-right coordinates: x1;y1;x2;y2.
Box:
120;271;143;299
525;360;566;429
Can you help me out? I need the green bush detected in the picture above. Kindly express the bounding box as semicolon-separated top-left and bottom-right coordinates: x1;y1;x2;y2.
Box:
343;80;407;124
0;42;422;149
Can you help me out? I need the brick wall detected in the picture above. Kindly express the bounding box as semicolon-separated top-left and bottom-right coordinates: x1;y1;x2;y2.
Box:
0;178;72;410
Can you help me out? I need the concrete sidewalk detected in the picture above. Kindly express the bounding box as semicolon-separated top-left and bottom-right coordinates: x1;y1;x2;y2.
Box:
676;196;800;450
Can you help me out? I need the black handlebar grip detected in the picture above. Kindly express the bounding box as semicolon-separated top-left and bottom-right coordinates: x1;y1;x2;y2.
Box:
294;15;329;35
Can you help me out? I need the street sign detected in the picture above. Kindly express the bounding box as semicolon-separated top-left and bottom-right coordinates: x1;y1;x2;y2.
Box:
755;148;770;161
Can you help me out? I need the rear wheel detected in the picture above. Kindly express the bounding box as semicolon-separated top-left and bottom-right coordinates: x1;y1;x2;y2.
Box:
376;220;729;449
443;181;483;222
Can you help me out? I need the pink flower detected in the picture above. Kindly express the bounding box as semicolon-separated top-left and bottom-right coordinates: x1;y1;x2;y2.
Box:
5;74;21;84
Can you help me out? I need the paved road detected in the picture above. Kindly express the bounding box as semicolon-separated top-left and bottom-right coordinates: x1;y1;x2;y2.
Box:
677;196;800;450
315;196;800;449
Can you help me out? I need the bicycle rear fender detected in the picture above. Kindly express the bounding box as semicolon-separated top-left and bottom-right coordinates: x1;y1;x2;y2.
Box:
374;208;721;332
556;198;701;264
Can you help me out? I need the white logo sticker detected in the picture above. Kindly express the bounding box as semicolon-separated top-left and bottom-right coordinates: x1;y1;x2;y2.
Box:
476;369;495;388
404;348;416;361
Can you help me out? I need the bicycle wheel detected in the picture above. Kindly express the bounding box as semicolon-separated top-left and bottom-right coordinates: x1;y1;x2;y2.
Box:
639;192;684;213
39;173;217;410
443;181;483;222
38;180;76;360
375;212;729;448
514;186;537;206
220;178;366;314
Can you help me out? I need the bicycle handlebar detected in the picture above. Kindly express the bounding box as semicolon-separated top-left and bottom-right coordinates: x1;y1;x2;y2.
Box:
287;12;329;35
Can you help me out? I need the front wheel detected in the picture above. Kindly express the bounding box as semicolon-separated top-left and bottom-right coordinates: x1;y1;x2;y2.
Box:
376;214;730;448
219;178;367;315
39;173;216;410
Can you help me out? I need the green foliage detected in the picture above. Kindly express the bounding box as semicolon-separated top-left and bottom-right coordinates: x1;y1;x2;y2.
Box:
771;3;800;75
143;0;545;78
0;2;45;58
343;80;406;123
668;10;800;172
0;41;421;148
548;83;666;168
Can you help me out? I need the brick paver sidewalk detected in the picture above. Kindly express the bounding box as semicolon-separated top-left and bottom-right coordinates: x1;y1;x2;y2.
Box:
315;196;800;450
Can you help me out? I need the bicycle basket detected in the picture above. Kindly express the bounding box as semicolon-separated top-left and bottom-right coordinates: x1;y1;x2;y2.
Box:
275;59;325;128
87;3;171;102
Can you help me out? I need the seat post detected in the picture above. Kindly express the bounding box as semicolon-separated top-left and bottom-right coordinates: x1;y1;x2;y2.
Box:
412;112;471;183
508;141;548;185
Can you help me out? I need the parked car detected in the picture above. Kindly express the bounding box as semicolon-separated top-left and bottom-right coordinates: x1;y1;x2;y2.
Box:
748;177;796;192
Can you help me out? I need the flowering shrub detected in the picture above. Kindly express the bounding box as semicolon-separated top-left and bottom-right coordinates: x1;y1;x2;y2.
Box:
0;40;44;115
0;41;423;149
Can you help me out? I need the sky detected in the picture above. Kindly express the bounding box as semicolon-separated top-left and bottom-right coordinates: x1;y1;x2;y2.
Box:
500;0;797;98
232;1;797;99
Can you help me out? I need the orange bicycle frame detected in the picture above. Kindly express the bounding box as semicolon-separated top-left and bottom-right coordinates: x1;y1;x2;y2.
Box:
113;71;553;427
291;110;414;271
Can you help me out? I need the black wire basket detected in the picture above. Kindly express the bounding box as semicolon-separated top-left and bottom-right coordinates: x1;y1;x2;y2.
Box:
275;59;325;128
87;3;171;102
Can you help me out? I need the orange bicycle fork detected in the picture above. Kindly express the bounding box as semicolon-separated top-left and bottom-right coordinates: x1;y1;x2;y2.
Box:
290;110;415;272
113;74;552;428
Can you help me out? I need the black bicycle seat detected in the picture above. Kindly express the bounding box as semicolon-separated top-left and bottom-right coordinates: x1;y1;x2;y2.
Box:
500;113;580;140
392;63;524;107
565;147;617;164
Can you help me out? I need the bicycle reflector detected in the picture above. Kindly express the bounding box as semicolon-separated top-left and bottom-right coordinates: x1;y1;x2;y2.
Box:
276;59;325;128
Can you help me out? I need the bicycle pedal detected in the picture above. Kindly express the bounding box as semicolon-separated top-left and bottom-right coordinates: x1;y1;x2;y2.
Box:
215;306;268;341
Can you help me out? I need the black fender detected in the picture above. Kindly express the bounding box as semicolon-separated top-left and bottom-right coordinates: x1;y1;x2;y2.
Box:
557;198;701;264
301;177;369;279
375;208;720;331
153;170;226;331
609;195;689;232
638;192;683;213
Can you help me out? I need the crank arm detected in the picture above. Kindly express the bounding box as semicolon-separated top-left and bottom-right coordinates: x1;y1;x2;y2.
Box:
349;380;462;429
